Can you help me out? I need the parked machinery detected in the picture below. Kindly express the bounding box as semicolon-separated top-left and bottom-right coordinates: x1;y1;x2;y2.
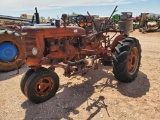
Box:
111;14;120;23
139;13;160;32
0;16;33;72
20;6;141;104
0;8;44;72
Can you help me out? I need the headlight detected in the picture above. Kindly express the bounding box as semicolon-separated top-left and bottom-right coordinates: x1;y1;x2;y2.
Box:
32;47;38;55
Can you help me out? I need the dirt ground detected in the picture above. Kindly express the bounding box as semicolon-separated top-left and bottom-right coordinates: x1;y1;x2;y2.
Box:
0;30;160;120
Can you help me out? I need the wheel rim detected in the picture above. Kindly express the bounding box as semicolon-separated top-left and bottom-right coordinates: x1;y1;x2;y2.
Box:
128;47;139;75
35;77;54;96
0;42;18;62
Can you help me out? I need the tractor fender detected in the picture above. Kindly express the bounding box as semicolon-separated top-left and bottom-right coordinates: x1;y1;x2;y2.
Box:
110;34;125;52
0;26;21;34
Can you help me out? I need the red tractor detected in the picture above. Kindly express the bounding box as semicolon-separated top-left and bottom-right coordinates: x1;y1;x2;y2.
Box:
20;6;141;104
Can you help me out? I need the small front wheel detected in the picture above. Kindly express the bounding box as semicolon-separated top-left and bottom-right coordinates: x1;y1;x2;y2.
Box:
20;69;35;96
24;69;59;104
20;67;49;96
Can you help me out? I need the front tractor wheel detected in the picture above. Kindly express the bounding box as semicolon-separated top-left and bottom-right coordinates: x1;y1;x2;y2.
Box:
112;37;141;83
24;69;59;104
20;67;50;96
20;69;35;96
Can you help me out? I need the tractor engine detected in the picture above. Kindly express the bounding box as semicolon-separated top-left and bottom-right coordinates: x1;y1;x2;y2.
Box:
22;26;86;67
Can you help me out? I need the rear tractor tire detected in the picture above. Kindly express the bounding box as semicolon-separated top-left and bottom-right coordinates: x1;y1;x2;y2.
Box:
101;56;112;66
101;53;112;66
112;37;141;83
24;68;59;104
0;29;25;72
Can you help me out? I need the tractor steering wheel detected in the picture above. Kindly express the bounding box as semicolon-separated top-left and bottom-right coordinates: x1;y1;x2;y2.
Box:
76;15;87;27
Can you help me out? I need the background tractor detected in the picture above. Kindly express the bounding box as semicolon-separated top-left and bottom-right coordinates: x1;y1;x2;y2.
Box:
20;6;141;104
0;15;33;72
0;8;49;72
111;14;121;23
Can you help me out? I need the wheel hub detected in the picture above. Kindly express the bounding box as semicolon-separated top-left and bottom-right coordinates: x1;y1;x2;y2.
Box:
0;42;18;62
128;47;139;75
35;77;54;96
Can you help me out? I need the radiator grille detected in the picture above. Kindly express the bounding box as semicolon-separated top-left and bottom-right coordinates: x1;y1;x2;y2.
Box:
24;35;37;58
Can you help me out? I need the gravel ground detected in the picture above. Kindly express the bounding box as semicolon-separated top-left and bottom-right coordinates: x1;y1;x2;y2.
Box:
0;30;160;120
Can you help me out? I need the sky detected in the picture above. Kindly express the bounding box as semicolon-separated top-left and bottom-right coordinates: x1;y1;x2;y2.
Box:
0;0;160;19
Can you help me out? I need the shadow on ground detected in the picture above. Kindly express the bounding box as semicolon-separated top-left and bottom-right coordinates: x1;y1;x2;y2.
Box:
0;65;28;81
117;71;150;97
22;65;150;120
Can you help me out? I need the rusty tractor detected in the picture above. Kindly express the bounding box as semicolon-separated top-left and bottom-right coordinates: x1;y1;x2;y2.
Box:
0;14;35;72
0;8;41;72
20;6;141;104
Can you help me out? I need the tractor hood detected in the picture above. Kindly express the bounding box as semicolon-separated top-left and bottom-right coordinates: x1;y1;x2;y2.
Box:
21;26;86;37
